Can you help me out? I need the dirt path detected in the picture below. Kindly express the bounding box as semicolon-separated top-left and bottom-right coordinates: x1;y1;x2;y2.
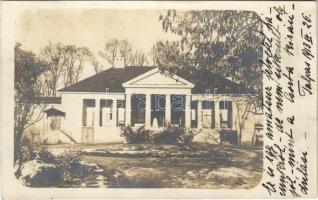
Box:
80;149;262;189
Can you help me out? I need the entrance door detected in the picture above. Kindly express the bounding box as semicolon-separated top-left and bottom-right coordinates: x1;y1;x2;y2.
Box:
171;95;185;127
82;99;95;143
202;100;215;128
82;127;94;143
151;94;165;127
131;94;146;126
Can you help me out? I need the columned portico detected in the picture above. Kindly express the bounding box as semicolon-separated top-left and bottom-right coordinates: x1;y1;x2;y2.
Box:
122;67;194;128
123;92;193;128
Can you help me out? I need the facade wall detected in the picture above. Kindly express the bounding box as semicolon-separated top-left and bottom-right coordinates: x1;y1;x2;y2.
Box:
23;67;263;145
61;92;125;144
192;95;263;145
25;93;262;145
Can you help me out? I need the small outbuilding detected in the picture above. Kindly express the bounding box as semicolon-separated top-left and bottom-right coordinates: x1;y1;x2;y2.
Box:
43;107;66;144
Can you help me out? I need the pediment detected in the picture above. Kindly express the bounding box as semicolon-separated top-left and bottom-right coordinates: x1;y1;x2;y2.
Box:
122;68;194;88
132;71;187;85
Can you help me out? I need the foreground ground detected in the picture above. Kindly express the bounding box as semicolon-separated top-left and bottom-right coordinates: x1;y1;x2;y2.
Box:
44;143;263;189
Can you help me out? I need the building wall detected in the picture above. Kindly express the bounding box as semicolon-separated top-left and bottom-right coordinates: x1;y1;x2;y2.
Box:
61;92;125;144
232;96;263;145
25;93;263;145
192;95;263;145
22;103;65;143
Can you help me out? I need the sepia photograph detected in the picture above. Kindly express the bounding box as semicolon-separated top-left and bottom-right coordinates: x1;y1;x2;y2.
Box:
13;9;265;189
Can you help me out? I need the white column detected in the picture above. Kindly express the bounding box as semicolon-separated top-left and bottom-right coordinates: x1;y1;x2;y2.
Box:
112;98;117;127
95;99;100;127
145;94;151;128
215;100;220;129
165;94;171;124
197;100;202;129
185;95;191;128
125;94;131;126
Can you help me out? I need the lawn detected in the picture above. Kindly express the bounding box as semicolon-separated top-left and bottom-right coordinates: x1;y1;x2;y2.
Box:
47;143;263;189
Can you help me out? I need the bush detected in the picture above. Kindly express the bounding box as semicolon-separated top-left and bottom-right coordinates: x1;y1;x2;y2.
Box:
120;125;151;144
153;124;193;145
20;137;38;162
19;147;100;187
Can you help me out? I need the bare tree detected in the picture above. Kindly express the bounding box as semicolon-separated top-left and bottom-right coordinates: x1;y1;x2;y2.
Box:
149;44;158;66
73;47;92;83
99;39;151;67
98;39;120;66
62;45;77;88
41;42;92;91
90;55;104;74
231;94;260;145
63;46;92;87
14;43;47;175
129;50;149;66
119;39;133;66
40;42;68;96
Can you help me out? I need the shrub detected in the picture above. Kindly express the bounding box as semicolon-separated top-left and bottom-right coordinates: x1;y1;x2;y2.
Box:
19;147;99;187
24;162;60;187
120;125;151;144
152;124;194;145
20;137;38;162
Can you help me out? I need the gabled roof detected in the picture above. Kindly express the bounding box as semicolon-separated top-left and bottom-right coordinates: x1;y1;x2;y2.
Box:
44;107;65;117
59;66;254;94
59;67;156;93
176;69;255;94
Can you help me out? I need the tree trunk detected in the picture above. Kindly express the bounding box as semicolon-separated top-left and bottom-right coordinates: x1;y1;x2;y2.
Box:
238;126;243;146
14;127;24;178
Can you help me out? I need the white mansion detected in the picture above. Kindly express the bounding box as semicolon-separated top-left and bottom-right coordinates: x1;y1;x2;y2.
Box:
29;61;263;145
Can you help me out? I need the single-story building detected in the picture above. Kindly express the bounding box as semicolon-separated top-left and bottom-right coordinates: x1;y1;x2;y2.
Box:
27;61;263;145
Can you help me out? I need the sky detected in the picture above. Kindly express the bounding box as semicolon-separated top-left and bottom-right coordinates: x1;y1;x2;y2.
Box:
15;9;179;79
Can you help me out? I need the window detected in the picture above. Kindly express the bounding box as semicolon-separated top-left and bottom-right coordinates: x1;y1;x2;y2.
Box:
117;100;125;108
131;94;146;125
151;95;165;127
82;99;95;127
117;100;125;126
202;100;214;109
100;99;113;127
202;101;215;128
171;95;185;127
219;101;232;128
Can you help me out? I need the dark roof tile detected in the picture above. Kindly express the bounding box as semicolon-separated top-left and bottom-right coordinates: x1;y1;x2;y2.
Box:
176;70;255;94
59;66;254;94
59;66;156;93
44;107;65;117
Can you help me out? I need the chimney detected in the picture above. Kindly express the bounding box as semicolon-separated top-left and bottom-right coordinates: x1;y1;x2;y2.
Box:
114;56;125;68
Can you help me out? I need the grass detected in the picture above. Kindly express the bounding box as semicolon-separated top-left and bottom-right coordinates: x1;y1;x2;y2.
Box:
48;143;263;189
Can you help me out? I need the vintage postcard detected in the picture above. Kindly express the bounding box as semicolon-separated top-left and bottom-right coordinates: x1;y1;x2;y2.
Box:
0;1;317;199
